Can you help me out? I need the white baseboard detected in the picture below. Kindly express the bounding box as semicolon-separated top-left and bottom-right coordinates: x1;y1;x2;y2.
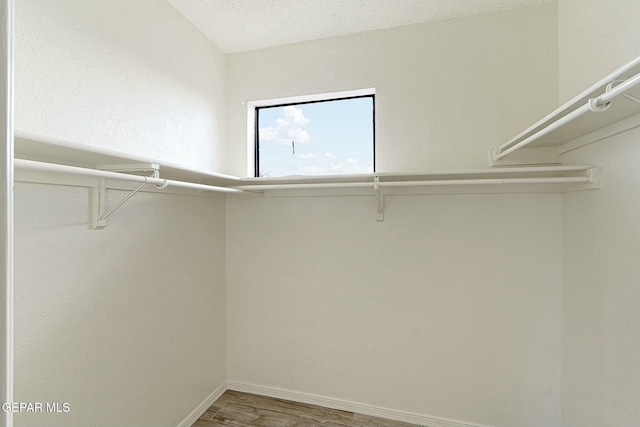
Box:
226;380;493;427
177;381;227;427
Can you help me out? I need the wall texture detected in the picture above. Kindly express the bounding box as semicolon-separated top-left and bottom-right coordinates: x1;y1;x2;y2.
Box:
226;193;562;427
16;0;227;172
224;5;563;427
14;1;229;426
226;3;558;176
14;185;227;427
560;130;640;427
559;0;640;102
558;1;640;425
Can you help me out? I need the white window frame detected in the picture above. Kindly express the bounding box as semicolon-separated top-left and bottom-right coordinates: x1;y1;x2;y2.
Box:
245;88;375;177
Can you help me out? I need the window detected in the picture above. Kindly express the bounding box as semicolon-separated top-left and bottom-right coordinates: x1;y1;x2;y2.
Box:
253;92;375;177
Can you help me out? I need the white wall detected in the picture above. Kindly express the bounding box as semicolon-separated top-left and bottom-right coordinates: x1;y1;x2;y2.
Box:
561;130;640;427
558;1;640;425
16;0;227;172
559;0;640;102
225;3;558;176
226;192;562;427
14;186;227;427
224;5;563;427
14;1;228;426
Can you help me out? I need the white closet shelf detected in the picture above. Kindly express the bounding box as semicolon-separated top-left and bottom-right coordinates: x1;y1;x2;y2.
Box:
15;130;240;186
238;166;596;222
15;130;597;193
493;55;640;161
15;132;598;224
235;165;595;191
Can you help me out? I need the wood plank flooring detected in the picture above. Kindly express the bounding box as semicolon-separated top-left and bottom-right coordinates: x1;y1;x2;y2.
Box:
191;390;421;427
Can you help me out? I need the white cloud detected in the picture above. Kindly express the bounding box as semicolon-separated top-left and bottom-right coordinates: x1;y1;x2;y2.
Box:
259;106;310;144
299;153;314;159
292;158;373;176
325;152;336;160
347;158;358;165
298;165;330;175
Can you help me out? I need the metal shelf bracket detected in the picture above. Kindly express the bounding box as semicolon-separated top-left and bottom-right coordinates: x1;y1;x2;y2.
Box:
91;163;162;230
374;176;384;222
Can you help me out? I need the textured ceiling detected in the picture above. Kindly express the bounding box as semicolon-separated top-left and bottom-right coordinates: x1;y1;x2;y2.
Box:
167;0;553;53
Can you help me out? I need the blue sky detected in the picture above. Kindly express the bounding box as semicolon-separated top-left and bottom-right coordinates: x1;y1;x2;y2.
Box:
257;97;374;177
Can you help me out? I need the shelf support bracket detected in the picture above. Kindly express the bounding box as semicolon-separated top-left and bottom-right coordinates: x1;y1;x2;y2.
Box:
90;163;160;230
623;93;640;104
91;178;107;230
374;177;384;222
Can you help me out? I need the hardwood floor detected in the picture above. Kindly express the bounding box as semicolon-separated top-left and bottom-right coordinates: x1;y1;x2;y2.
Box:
191;390;420;427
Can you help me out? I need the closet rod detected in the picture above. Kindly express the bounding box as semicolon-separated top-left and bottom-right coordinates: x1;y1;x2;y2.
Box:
234;176;590;191
14;159;244;194
496;71;640;160
378;177;590;186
